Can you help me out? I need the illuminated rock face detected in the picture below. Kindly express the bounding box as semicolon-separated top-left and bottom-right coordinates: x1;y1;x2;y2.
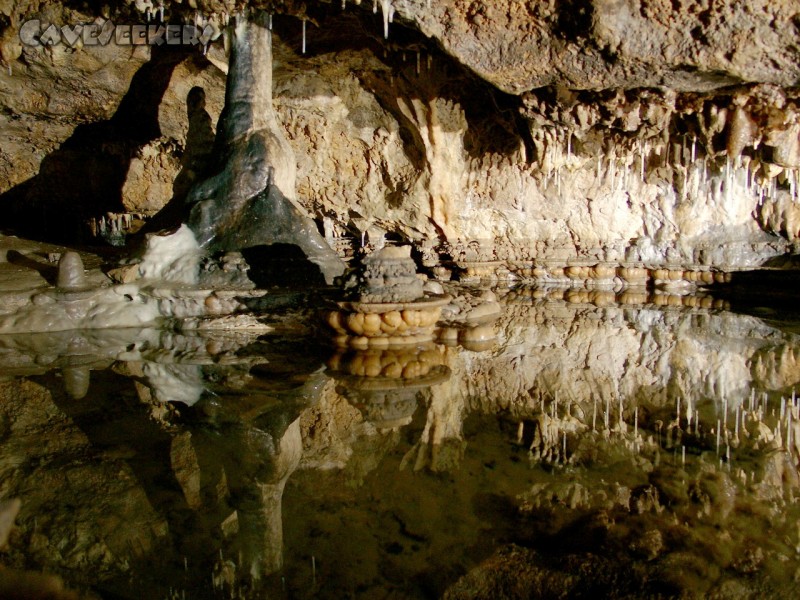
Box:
0;1;799;273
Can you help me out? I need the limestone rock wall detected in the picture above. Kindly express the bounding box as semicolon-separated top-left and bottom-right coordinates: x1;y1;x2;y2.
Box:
0;1;799;268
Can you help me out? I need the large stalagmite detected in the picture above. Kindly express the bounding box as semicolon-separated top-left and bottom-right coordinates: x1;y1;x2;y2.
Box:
183;11;345;284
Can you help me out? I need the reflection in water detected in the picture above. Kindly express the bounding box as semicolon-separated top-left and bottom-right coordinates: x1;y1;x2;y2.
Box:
1;295;800;597
328;345;451;430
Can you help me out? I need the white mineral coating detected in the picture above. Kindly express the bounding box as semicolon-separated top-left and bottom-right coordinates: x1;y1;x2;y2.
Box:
756;192;800;241
275;67;789;269
3;7;798;272
0;287;163;333
138;224;202;284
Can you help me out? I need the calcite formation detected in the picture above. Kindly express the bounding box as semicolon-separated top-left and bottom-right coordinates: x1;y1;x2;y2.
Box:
325;246;448;346
341;245;424;303
180;11;345;285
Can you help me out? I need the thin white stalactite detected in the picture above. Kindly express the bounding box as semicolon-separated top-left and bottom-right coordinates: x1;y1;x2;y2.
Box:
640;147;645;181
381;0;394;38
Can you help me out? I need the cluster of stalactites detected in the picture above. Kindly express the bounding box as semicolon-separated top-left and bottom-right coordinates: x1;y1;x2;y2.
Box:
87;212;149;238
524;86;800;204
127;0;423;57
526;124;800;244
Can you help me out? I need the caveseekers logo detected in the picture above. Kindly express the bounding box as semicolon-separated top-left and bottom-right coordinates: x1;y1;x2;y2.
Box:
19;19;218;47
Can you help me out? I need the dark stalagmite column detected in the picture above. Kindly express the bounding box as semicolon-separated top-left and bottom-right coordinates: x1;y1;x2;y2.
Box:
185;11;344;284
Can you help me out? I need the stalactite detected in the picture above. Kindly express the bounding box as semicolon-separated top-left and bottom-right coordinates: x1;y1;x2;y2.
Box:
566;132;572;162
381;0;395;39
640;144;645;181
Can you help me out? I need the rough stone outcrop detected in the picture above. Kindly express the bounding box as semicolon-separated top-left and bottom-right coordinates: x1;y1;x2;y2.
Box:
404;0;800;93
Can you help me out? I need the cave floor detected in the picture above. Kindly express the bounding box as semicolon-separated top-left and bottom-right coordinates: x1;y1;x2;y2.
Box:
0;233;113;292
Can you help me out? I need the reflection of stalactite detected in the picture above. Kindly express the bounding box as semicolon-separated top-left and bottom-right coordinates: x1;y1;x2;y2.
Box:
527;403;589;466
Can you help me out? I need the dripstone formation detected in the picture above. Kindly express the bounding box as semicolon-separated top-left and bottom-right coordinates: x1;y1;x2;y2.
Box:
341;246;425;304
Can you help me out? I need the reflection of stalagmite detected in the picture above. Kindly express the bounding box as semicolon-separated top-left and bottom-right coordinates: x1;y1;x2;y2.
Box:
199;372;327;586
236;418;302;579
329;344;451;431
142;363;205;406
403;348;466;472
62;367;90;400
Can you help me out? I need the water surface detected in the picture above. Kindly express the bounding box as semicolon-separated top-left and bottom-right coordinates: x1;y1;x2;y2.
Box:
1;293;800;599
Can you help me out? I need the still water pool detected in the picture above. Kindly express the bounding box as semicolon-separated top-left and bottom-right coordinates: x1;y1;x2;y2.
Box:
1;291;800;599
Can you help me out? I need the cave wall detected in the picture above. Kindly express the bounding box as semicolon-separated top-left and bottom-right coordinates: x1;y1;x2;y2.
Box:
1;1;799;269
